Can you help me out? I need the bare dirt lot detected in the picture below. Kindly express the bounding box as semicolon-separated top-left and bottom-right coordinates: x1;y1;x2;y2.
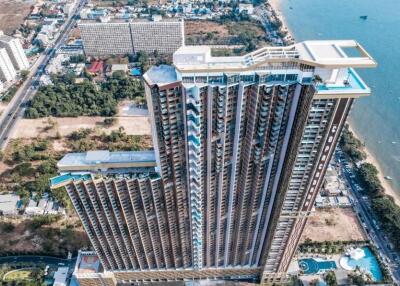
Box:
300;208;367;242
11;115;151;139
185;20;230;37
0;0;34;34
185;19;267;46
0;216;90;256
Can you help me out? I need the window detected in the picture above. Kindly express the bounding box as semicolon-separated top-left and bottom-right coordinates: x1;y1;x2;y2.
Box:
285;74;298;81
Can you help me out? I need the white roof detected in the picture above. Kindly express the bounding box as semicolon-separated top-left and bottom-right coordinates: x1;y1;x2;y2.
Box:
0;194;19;213
173;40;377;72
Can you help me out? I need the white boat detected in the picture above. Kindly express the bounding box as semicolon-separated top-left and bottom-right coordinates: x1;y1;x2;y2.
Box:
384;176;393;180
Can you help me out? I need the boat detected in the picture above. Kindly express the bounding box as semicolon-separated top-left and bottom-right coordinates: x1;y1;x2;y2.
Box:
360;15;368;20
384;176;393;180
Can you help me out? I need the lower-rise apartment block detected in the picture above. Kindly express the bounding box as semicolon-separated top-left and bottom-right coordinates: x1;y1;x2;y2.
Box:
78;20;185;56
52;40;376;285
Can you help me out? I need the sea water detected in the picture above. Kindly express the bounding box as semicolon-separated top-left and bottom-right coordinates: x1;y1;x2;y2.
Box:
279;0;400;193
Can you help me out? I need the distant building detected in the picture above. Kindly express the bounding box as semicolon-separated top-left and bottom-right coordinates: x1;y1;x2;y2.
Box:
111;64;128;74
152;14;162;22
238;3;254;15
87;60;103;74
0;47;17;82
78;20;185;56
0;194;21;216
0;31;29;71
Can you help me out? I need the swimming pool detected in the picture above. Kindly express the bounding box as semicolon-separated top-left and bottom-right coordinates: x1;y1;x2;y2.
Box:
340;247;383;281
298;258;337;274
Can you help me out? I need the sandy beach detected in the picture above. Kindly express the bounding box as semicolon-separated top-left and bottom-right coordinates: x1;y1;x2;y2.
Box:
349;125;400;206
267;0;294;39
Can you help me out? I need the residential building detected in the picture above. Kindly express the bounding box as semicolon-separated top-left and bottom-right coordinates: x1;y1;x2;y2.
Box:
0;47;17;82
53;40;375;284
78;19;185;56
0;31;29;71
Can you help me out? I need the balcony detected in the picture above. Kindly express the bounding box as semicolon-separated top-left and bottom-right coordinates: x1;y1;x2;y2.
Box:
315;68;370;97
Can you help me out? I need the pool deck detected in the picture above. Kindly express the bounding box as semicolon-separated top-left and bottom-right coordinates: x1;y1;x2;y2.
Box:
288;254;343;275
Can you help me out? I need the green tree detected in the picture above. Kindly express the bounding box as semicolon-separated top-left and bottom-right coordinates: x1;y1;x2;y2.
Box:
20;70;30;80
325;271;337;286
351;274;366;286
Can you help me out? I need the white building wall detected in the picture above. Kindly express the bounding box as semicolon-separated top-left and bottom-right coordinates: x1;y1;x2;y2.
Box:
0;37;29;70
0;48;17;82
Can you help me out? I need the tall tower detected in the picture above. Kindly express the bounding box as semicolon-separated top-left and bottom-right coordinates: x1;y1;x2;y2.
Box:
144;40;376;283
53;40;376;284
0;31;29;71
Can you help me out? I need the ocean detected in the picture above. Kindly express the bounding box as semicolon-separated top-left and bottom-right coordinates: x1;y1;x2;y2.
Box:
278;0;400;193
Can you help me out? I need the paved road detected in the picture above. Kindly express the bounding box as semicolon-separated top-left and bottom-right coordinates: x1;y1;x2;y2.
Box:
336;150;400;284
0;255;76;267
0;0;86;150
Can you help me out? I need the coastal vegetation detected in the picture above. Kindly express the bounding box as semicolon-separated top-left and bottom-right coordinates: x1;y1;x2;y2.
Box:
340;126;400;252
339;126;366;163
24;72;143;118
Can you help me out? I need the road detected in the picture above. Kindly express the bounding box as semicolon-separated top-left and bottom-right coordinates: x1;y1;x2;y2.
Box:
336;150;400;284
0;0;86;150
0;255;76;268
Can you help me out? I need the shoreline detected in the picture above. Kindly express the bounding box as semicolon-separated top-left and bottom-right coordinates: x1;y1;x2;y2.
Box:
349;125;400;206
267;0;295;43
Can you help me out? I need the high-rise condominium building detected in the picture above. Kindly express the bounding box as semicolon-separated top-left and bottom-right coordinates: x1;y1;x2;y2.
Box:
78;20;185;56
0;47;17;82
53;40;375;285
0;31;29;71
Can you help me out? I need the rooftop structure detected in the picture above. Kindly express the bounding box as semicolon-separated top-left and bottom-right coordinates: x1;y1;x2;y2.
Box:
0;194;21;215
57;150;157;175
87;60;103;74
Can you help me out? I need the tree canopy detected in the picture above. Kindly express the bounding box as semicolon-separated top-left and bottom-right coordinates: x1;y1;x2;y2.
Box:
24;73;143;118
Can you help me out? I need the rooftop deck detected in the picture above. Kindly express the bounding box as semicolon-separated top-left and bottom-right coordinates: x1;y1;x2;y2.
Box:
58;150;156;168
173;40;377;72
315;68;370;97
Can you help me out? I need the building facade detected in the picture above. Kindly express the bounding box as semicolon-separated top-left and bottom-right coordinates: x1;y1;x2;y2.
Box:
78;20;185;56
0;47;17;82
0;32;29;71
54;40;375;284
